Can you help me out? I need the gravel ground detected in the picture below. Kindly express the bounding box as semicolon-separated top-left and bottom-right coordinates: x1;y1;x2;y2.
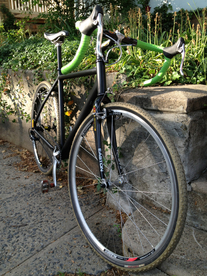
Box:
0;140;207;276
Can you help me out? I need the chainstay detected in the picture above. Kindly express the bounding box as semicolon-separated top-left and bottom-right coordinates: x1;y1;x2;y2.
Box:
38;125;61;164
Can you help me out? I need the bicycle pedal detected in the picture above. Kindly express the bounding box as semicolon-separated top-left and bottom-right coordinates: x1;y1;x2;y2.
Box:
41;180;50;193
50;183;55;188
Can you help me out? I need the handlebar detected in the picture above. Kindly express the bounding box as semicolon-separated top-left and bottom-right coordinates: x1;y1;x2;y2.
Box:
60;5;185;87
61;5;103;75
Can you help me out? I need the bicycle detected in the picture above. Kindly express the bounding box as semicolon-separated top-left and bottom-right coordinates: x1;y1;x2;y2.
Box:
29;5;187;273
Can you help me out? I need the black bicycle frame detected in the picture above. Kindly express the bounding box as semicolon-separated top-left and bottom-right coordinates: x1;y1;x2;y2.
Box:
33;67;97;159
33;46;121;183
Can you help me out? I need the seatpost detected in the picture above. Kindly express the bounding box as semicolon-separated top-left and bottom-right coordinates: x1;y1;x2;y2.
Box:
57;44;65;148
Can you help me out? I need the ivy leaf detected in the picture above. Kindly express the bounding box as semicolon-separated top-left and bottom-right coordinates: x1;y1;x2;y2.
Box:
172;72;180;80
164;80;172;86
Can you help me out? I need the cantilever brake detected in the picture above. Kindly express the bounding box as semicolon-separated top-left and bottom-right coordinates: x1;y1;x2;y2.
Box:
180;43;185;76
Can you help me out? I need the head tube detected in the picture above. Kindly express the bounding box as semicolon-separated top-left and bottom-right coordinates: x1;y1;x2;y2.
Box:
96;13;104;59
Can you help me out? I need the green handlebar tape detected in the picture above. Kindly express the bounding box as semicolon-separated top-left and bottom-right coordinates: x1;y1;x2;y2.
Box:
137;40;164;53
136;40;171;86
141;57;171;87
61;34;90;75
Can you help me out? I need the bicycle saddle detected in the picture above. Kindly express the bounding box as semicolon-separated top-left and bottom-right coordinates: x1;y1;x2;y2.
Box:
44;30;69;45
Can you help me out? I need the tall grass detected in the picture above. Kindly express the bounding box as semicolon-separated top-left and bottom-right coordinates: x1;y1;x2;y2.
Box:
109;5;207;86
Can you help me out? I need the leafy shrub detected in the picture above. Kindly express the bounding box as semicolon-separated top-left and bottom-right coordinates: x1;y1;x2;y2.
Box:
0;6;206;87
0;5;206;123
0;35;95;73
115;6;207;86
21;0;135;34
0;4;17;31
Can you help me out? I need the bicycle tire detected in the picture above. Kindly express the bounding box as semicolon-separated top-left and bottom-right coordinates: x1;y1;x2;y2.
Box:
68;102;187;272
31;81;60;175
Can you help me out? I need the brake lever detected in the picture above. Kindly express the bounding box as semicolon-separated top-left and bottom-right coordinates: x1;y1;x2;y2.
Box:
180;43;185;76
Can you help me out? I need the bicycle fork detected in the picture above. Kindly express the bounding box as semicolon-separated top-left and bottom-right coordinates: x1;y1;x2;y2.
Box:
93;102;123;188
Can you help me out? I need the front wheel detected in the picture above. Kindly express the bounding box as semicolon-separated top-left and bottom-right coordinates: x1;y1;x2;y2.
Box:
68;102;187;272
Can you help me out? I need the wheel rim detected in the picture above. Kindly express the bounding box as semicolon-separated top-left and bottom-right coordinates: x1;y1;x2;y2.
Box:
32;87;59;173
70;107;179;267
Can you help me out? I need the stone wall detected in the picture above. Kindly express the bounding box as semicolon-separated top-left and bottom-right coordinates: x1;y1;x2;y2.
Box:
0;69;122;152
0;68;207;183
0;69;36;151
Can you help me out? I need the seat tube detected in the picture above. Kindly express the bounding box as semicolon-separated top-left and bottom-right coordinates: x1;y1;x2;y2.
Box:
57;44;65;148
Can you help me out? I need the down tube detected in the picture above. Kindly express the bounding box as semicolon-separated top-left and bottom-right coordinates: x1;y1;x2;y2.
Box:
61;81;98;160
94;115;105;180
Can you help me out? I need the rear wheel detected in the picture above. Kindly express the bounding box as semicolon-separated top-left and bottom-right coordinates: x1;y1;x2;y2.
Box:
31;81;60;175
68;102;187;272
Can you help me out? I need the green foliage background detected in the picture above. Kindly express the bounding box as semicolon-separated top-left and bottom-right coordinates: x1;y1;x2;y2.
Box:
0;2;206;122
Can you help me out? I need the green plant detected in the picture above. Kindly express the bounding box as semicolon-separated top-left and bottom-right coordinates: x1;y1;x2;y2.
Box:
151;1;173;32
20;0;135;34
0;4;17;31
0;18;29;45
136;0;151;14
0;70;31;123
96;178;101;192
114;5;207;87
113;224;122;237
77;269;85;276
0;5;206;125
57;273;66;276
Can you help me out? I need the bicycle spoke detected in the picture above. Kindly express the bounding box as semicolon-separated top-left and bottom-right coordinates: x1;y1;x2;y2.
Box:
76;164;100;180
82;135;97;160
107;190;155;249
69;104;186;271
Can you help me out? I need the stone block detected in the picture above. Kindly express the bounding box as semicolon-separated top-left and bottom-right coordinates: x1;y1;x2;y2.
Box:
120;85;207;183
187;172;207;231
119;85;207;114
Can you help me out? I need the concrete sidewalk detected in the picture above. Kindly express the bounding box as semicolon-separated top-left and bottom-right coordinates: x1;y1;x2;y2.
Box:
0;141;207;276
